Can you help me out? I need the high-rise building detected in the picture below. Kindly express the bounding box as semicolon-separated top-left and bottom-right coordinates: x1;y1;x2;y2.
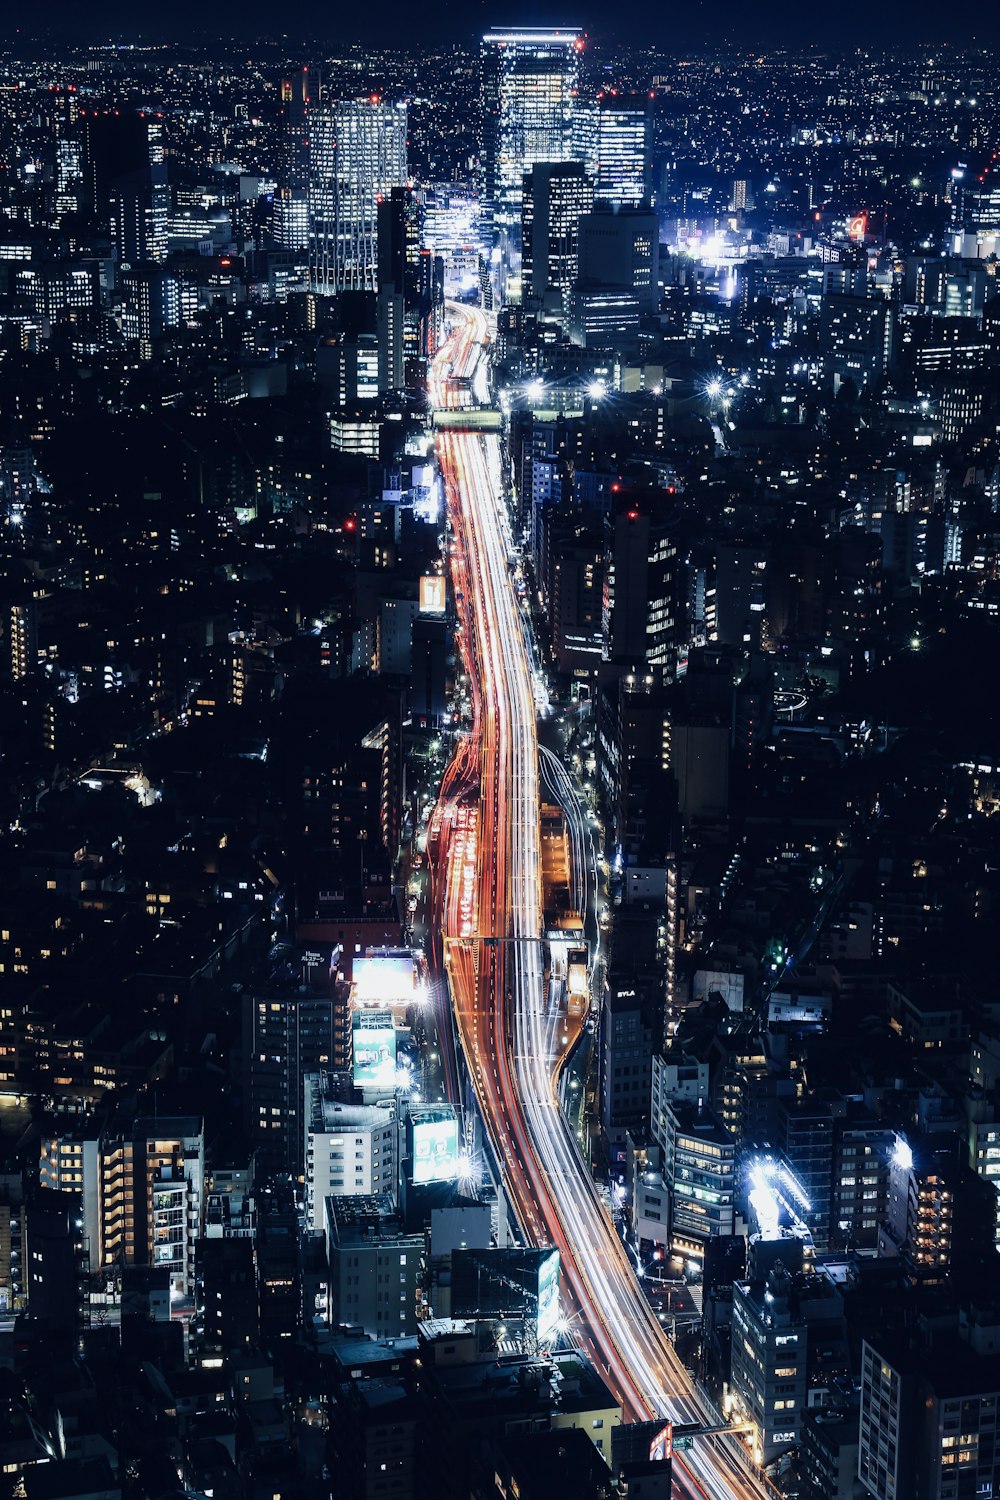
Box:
39;1117;204;1298
779;1096;834;1253
6;593;38;680
858;1312;1000;1500
275;65;320;251
878;1133;972;1280
309;98;408;296
604;500;681;671
819;292;895;389
197;1237;259;1355
243;992;344;1178
522;160;594;329
595;92;649;208
79;109;162;219
377;186;425;382
730;1261;809;1466
304;1076;399;1229
25;1188;88;1337
831;1107;892;1251
571;204;659;344
109;162;168;267
324;1196;422;1339
479;27;583;288
119;264;179;351
653;1097;736;1256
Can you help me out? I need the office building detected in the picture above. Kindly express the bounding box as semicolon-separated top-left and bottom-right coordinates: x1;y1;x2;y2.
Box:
799;1406;863;1500
256;1184;301;1344
119;264;179;350
309;98;408;295
378;185;429;380
730;1261;809;1466
243;990;346;1178
595;92;649;208
604;500;681;671
197;1237;259;1355
522;161;594;329
650;1090;735;1254
79;109;163;220
304;1077;399;1229
324;1195;422;1339
819;293;895;389
571;204;658;344
275;65;320;250
479;27;583;288
779;1096;834;1252
25;1189;87;1337
859;1312;1000;1500
599;972;661;1154
831;1108;892;1251
109;163;168;267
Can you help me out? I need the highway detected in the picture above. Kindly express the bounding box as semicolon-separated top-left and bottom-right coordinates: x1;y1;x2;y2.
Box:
428;303;771;1500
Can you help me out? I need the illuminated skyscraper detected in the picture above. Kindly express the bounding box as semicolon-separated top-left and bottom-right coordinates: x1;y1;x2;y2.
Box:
522;160;594;328
309;98;408;296
275;65;320;251
479;27;583;291
595;92;649;208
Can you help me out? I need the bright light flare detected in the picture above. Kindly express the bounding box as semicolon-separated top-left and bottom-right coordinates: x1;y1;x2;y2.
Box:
892;1138;913;1172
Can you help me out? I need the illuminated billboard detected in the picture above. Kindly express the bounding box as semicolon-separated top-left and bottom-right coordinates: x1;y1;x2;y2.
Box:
412;1110;460;1184
568;946;588;999
352;1011;397;1091
419;575;447;615
353;949;415;1006
536;1249;560;1345
649;1424;673;1462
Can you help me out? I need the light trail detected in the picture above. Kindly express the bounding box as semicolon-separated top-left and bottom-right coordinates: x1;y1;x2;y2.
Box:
428;303;772;1500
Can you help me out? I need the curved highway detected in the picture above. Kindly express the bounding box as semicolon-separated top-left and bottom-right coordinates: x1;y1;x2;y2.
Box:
429;304;771;1500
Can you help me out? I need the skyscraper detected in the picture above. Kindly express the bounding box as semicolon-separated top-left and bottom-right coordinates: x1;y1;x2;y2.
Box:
521;160;594;328
479;27;583;290
595;92;650;208
275;64;320;251
309;98;408;296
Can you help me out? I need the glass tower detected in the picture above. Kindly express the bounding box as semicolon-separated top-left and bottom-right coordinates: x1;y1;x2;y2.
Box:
309;98;408;296
480;27;583;292
595;92;650;209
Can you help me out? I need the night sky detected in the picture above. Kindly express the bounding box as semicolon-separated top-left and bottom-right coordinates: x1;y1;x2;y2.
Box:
11;0;1000;50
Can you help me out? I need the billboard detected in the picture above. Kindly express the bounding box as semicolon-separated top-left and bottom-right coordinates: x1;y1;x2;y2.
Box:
568;946;589;999
536;1249;561;1345
420;575;447;614
353;949;415;1006
412;1111;460;1185
649;1424;673;1462
352;1011;397;1090
452;1248;559;1334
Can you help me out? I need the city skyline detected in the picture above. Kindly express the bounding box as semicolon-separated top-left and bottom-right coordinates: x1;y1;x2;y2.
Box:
1;16;999;1500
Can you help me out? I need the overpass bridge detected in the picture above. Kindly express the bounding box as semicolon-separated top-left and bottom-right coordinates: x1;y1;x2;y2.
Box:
431;407;503;431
